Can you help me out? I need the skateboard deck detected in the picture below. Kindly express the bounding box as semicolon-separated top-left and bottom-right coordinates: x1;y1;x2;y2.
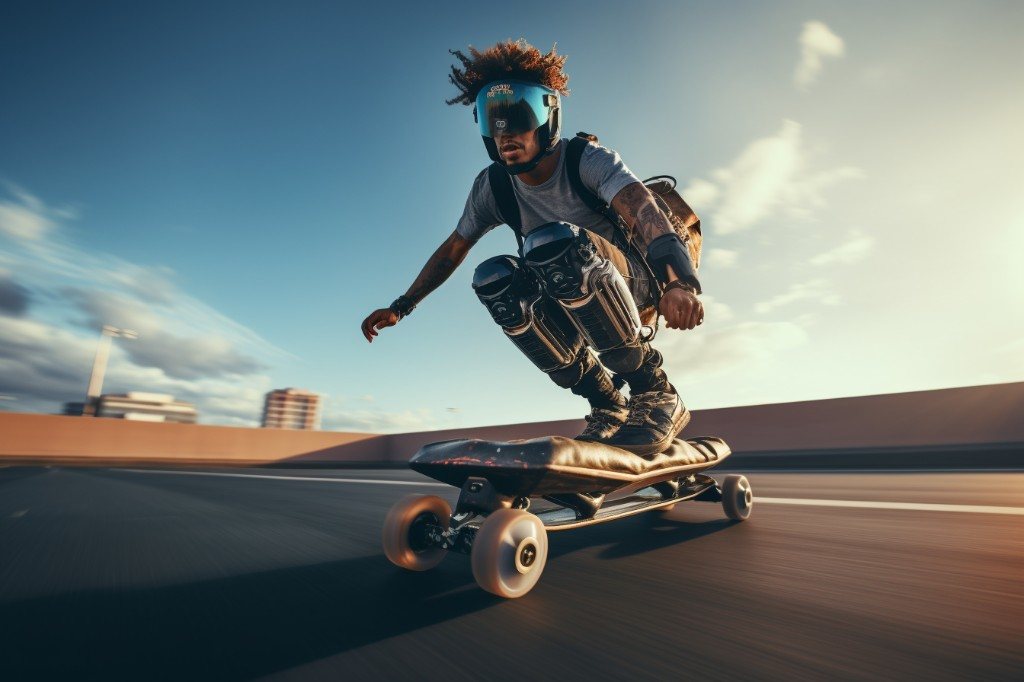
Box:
383;434;752;598
409;434;732;496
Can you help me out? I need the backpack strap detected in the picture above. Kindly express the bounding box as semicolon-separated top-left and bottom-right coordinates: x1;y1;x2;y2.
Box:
487;162;524;255
568;132;632;253
570;133;665;315
566;134;609;217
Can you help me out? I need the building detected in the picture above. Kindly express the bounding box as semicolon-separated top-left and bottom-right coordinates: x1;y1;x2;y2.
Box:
94;392;198;424
261;388;321;430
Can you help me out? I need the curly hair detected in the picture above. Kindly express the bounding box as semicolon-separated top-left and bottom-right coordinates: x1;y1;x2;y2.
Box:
447;39;569;106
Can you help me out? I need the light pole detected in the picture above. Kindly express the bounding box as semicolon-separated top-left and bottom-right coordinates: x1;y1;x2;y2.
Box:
83;325;137;417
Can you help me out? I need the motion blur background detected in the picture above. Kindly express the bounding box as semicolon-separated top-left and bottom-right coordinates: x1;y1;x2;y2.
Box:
2;0;1021;432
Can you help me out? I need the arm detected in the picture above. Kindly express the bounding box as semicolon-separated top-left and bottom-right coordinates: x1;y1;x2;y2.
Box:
361;229;475;342
610;182;704;331
610;182;678;248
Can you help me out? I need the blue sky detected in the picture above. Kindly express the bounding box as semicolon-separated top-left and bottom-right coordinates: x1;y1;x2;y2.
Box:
2;1;1022;432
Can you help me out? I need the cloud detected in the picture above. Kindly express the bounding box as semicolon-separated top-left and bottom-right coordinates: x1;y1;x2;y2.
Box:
755;279;841;315
61;287;268;380
0;318;107;409
0;273;31;316
682;120;864;235
704;248;738;270
810;230;875;266
659;318;809;382
0;315;276;425
0;187;57;241
795;20;846;91
0;183;287;424
0;184;78;243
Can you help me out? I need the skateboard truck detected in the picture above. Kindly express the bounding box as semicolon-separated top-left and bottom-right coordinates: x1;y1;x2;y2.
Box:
542;492;606;519
455;476;518;515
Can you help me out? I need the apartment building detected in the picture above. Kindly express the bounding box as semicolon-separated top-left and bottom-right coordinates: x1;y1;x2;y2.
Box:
261;388;321;430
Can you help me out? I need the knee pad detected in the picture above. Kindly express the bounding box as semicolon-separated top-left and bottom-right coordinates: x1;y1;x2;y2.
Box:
523;222;642;353
472;255;583;373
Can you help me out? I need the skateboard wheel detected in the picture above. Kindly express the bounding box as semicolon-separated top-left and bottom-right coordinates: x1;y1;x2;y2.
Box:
471;509;548;598
721;474;753;521
382;494;451;571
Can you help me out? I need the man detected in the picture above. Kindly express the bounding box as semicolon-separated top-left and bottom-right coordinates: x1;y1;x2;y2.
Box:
361;39;703;456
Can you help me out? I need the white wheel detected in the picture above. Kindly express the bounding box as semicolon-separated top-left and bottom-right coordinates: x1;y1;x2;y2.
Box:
722;474;753;521
382;494;451;571
471;509;548;598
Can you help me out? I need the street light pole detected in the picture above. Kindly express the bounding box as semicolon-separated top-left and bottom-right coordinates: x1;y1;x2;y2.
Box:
83;325;137;417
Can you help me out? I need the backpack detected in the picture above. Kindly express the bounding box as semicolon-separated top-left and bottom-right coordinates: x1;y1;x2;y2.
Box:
487;132;702;270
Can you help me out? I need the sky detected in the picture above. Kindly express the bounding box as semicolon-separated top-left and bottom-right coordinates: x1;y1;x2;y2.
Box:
2;0;1022;433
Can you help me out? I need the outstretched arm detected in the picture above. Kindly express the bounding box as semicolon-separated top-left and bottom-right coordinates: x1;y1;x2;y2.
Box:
610;182;704;331
360;229;475;342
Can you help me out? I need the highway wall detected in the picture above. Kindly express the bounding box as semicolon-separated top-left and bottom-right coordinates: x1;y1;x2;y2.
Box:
1;382;1021;469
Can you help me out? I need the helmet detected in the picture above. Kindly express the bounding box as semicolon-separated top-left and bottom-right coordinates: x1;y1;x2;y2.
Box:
474;79;562;175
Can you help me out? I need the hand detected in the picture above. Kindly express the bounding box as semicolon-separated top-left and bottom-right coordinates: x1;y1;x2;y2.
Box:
658;287;704;330
361;308;399;343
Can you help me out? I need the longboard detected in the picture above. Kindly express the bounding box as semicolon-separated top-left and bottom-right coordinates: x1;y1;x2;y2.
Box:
383;435;752;598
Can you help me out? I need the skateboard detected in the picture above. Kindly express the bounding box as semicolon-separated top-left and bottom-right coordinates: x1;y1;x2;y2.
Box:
382;435;752;598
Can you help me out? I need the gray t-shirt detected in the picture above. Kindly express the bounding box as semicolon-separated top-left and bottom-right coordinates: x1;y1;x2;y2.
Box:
456;139;641;244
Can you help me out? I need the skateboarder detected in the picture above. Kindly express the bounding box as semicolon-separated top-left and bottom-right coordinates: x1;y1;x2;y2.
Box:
361;39;704;456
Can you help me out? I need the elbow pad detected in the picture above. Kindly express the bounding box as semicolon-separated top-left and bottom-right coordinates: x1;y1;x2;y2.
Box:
646;233;701;295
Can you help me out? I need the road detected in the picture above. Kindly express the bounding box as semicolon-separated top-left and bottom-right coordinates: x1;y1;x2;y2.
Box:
0;464;1021;681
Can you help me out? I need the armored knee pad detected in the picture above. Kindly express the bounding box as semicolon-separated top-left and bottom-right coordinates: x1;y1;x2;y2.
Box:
523;222;642;354
472;255;584;374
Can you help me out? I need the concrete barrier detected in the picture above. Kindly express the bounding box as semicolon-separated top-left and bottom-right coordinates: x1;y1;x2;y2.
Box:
1;382;1022;469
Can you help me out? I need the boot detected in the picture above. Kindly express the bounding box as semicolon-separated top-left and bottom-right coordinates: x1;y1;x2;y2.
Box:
576;398;630;443
569;351;629;442
603;347;690;455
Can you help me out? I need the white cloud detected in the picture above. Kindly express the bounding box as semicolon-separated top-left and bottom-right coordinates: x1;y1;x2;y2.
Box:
683;120;864;235
703;248;738;270
680;178;719;212
795;20;846;91
755;279;841;315
0;186;59;241
659;319;809;382
697;294;734;323
810;230;876;266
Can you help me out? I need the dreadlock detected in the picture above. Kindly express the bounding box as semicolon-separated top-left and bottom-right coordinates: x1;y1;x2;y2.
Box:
447;39;569;106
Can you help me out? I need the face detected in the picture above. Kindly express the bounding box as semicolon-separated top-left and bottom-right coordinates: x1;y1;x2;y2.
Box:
496;129;539;165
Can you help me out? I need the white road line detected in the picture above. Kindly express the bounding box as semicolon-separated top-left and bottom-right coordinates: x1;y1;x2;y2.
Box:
115;469;1024;516
117;468;448;487
758;497;1024;516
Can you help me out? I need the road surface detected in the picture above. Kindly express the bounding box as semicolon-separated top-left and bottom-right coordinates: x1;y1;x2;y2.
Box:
0;464;1020;681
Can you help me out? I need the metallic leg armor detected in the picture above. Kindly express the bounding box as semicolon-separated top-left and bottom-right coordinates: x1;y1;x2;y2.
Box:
522;222;644;366
472;254;584;379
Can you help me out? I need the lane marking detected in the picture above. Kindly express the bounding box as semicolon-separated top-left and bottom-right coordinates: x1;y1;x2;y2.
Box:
117;468;449;487
115;470;1024;516
758;497;1024;516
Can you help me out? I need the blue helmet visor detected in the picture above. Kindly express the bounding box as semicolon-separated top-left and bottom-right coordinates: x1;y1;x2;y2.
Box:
476;80;558;138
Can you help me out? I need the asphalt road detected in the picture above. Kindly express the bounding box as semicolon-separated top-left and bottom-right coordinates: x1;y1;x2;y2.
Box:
0;464;1021;681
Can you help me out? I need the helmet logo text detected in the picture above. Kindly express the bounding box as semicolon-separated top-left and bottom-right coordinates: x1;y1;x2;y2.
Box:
487;83;515;98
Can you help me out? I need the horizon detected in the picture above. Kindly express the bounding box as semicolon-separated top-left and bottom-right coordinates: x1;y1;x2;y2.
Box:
2;1;1022;432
